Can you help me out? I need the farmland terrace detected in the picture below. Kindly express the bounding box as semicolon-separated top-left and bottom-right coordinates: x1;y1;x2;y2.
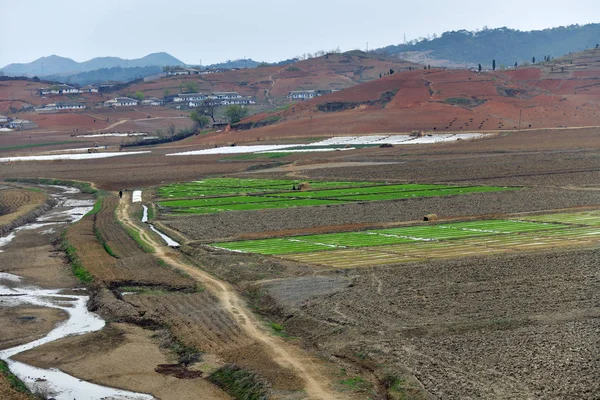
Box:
0;54;599;398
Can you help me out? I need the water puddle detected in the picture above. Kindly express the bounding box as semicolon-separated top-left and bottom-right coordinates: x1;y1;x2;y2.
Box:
148;224;180;247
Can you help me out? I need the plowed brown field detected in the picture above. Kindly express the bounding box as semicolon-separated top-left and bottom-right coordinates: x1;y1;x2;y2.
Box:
66;195;194;288
0;187;46;228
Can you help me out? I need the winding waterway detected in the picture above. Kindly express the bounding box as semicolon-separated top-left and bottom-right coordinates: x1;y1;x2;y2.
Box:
0;185;154;400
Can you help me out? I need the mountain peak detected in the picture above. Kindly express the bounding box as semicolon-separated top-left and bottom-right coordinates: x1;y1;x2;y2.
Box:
1;52;184;77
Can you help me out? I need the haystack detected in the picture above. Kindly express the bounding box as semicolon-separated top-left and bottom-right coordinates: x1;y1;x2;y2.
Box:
298;182;312;191
423;214;438;222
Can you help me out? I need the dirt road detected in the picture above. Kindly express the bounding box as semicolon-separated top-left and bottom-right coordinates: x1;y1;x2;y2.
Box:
116;195;343;400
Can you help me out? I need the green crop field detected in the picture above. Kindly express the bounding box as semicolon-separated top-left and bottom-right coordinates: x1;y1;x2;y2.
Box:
157;178;515;215
210;212;600;267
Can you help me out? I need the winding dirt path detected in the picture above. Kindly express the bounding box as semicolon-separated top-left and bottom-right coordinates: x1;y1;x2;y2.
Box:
115;195;343;400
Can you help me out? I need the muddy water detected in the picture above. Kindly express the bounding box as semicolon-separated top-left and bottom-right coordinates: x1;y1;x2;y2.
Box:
140;201;178;247
0;185;154;400
148;224;180;247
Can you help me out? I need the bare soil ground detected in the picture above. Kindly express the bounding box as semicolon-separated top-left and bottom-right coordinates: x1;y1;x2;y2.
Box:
0;306;67;351
0;187;47;229
249;248;599;399
14;323;233;400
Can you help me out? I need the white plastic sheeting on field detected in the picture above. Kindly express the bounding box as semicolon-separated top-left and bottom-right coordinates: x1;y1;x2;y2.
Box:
165;133;485;156
132;190;143;203
0;151;151;162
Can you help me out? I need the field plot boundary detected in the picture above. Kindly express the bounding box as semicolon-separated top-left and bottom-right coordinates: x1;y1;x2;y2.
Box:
157;178;516;215
210;211;600;267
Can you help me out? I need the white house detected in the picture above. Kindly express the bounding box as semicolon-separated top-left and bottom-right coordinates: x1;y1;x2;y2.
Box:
38;84;81;95
104;97;138;107
189;93;255;107
36;102;86;112
212;92;242;100
81;85;99;93
0;115;9;124
221;97;256;105
198;68;225;75
167;68;200;76
174;93;207;103
7;119;37;130
141;97;164;106
286;90;318;100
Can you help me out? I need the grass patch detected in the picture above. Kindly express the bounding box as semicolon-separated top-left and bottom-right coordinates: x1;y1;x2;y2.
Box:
209;364;269;400
119;222;155;253
0;360;31;394
62;234;93;283
268;321;295;339
443;97;486;107
0;141;77;152
93;226;119;258
223;152;292;161
340;376;372;391
86;195;103;216
147;204;155;221
155;329;203;366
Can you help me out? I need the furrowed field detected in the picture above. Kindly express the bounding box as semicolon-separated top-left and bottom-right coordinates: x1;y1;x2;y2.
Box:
156;178;515;215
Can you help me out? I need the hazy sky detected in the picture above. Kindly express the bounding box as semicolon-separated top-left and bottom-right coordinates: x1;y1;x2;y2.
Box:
1;0;597;67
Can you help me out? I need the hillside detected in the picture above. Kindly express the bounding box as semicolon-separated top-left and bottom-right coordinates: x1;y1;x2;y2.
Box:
377;24;600;68
127;51;418;104
223;48;600;140
0;52;184;77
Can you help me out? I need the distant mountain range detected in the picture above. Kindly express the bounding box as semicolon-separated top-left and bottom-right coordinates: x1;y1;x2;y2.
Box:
376;23;600;67
0;52;184;77
2;23;599;85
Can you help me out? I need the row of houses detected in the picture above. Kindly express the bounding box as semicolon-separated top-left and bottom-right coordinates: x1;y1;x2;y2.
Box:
38;84;99;96
103;97;164;107
35;102;86;112
166;67;227;76
285;89;335;100
173;91;256;107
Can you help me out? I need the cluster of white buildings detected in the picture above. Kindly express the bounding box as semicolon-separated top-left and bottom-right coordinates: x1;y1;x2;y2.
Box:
104;97;139;107
0;115;37;130
166;67;226;76
103;96;164;108
35;102;86;112
285;89;334;101
38;84;98;96
173;91;256;107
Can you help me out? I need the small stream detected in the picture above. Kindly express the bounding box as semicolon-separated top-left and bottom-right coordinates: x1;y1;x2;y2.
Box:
141;203;179;247
0;185;154;400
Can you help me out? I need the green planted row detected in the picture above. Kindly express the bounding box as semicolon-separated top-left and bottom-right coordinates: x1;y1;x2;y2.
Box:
212;219;568;255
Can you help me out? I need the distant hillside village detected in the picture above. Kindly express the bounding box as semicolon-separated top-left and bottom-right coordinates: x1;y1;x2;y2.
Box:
29;81;327;114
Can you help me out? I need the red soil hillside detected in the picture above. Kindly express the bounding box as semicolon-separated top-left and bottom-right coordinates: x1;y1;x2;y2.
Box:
0;80;108;113
224;48;600;141
126;51;418;105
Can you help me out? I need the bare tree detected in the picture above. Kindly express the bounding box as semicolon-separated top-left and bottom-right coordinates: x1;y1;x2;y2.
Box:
198;99;217;123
